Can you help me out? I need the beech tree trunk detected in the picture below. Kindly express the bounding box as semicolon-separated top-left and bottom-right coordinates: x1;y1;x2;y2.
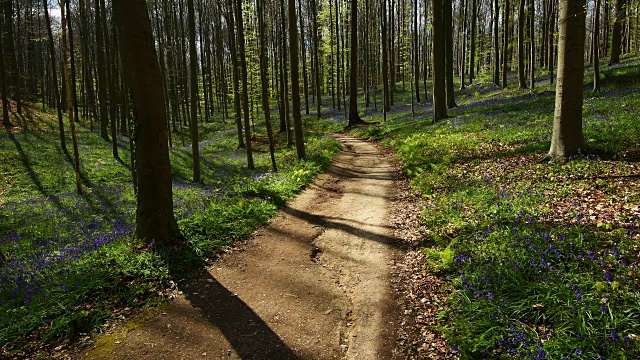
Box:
432;0;448;121
548;0;586;159
187;0;201;181
114;0;178;245
60;0;83;194
289;0;306;159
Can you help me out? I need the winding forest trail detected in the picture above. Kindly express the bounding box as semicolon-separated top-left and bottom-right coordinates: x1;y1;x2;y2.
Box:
81;135;402;359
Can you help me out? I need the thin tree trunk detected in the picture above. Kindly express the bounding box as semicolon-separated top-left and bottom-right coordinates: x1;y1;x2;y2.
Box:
529;0;535;89
470;0;477;83
594;0;601;91
235;0;254;169
348;0;365;126
188;0;201;180
502;0;510;89
493;0;501;85
60;0;83;194
289;0;306;159
518;0;527;88
433;0;448;120
258;0;278;172
444;0;457;107
44;0;65;149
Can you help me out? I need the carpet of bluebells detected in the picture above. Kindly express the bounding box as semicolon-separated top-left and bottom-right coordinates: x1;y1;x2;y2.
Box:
0;112;340;354
353;59;640;359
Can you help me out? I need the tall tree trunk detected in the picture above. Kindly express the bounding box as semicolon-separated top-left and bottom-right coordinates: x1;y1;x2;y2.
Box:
460;0;467;90
289;0;306;159
43;0;65;149
433;0;448;120
187;0;201;181
548;0;556;84
95;0;109;140
258;0;278;172
493;0;501;85
226;0;245;148
594;0;601;91
0;24;11;128
609;0;625;64
312;0;321;118
529;0;535;89
114;0;178;245
548;0;586;159
2;0;20;114
444;0;456;107
382;0;391;113
518;0;527;88
348;0;365;126
469;0;477;83
414;0;420;101
65;0;79;124
502;0;510;89
60;0;83;195
235;0;254;169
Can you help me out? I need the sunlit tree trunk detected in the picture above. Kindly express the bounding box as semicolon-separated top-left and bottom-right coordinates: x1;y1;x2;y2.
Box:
289;0;306;159
548;0;586;159
609;0;625;64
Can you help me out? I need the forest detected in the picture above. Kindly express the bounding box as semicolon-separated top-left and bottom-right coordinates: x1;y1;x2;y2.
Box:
0;0;639;358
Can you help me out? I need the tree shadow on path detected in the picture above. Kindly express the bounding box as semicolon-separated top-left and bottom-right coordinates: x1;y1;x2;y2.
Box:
172;264;301;359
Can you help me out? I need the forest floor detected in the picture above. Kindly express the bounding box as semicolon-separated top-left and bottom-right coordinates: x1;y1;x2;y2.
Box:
78;135;406;359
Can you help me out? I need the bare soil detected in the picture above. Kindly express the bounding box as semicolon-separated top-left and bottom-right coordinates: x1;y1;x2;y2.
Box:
79;134;404;360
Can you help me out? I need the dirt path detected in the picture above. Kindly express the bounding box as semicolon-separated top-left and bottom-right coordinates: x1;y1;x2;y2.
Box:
81;135;402;360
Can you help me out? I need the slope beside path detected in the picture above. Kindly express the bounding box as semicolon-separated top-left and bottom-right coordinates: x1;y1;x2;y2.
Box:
81;134;402;360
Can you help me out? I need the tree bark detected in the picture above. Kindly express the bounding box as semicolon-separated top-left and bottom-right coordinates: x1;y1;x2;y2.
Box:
469;0;477;83
518;0;527;88
594;0;601;91
234;0;254;169
609;0;625;64
548;0;586;159
43;0;65;149
187;0;201;181
60;0;83;194
432;0;448;120
114;0;178;245
502;0;510;89
348;0;365;126
258;0;278;172
289;0;306;159
493;0;501;85
444;0;457;107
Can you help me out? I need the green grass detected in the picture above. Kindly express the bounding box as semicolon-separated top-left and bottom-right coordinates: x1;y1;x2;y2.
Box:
351;58;640;359
0;106;340;356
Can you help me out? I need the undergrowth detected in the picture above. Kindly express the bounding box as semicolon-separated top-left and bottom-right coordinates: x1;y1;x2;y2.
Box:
352;58;640;359
0;109;340;356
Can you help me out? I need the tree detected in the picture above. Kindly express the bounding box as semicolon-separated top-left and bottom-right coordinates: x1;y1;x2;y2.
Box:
547;0;586;159
469;0;477;83
594;0;601;91
187;0;201;181
289;0;306;159
609;0;625;65
432;0;448;121
348;0;366;126
0;23;11;128
518;0;527;88
43;0;65;150
493;0;501;85
502;0;510;89
113;0;178;244
234;0;255;169
444;0;457;108
257;0;278;172
60;0;83;195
